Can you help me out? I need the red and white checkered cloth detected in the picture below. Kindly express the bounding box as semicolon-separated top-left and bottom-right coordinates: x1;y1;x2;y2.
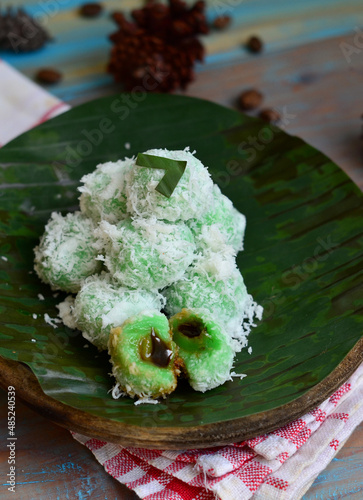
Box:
2;60;363;500
72;363;363;500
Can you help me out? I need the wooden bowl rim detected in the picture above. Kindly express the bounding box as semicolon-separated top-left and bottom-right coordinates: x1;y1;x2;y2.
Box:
0;338;362;450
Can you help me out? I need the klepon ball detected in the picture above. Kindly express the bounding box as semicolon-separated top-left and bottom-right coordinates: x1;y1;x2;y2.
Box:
95;217;196;290
78;158;132;224
70;274;164;350
169;309;235;392
126;148;214;221
34;211;101;293
109;311;179;399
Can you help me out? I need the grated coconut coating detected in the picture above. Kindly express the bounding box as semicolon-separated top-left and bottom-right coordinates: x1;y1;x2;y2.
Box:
34;211;101;293
164;251;261;350
57;295;77;330
71;274;164;350
95;217;196;290
78;158;132;224
126;148;214;221
187;184;246;253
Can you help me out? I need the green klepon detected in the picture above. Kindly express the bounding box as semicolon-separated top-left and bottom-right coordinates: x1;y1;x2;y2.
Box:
34;211;102;293
127;148;214;221
78;158;132;224
108;311;179;399
135;152;187;198
95;218;196;290
169;309;235;392
164;252;262;349
67;273;164;351
187;184;246;254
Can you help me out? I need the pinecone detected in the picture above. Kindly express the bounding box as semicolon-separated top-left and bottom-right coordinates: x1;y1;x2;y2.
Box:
108;0;209;92
0;7;51;53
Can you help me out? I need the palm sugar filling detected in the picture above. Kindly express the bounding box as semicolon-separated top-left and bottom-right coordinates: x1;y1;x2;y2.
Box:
139;327;173;368
177;319;205;338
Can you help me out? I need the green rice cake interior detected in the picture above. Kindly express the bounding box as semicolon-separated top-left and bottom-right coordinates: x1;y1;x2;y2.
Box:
169;309;235;392
170;312;224;354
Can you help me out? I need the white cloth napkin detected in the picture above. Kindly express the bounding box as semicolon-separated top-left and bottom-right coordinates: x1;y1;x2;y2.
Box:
0;59;70;146
1;60;362;500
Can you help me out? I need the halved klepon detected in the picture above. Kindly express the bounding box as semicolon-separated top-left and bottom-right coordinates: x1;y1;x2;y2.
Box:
169;308;235;392
108;311;179;399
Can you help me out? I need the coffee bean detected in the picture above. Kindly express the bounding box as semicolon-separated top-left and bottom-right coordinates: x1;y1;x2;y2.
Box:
132;67;148;80
239;89;263;111
213;15;231;30
80;3;103;18
259;108;281;123
36;68;62;84
246;35;263;53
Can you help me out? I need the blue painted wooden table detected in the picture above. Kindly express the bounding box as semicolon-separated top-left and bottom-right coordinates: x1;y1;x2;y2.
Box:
1;0;363;498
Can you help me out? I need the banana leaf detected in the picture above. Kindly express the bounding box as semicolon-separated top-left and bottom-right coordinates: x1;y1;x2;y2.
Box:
0;94;362;448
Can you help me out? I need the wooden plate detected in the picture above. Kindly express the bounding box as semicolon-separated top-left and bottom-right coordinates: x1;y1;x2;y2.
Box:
0;94;362;449
0;344;362;449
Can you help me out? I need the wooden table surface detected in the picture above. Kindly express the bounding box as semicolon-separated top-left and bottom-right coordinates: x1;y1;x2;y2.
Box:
1;0;363;498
